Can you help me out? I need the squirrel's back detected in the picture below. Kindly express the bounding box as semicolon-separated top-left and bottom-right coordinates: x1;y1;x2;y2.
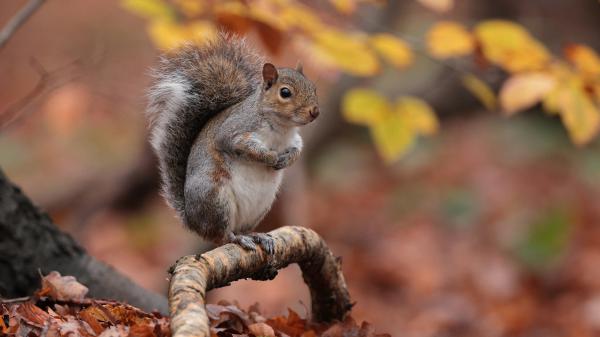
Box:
146;33;264;217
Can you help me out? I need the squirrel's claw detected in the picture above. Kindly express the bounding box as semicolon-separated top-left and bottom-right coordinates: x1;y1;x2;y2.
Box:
249;233;275;254
227;232;275;254
228;233;258;251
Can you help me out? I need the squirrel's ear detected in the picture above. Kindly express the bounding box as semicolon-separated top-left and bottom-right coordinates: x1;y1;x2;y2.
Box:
295;61;304;75
262;63;278;90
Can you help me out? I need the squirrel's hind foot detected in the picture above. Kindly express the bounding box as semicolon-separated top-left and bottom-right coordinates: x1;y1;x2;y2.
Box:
227;232;275;254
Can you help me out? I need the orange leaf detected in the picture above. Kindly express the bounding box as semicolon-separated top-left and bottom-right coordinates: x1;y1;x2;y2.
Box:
564;43;600;77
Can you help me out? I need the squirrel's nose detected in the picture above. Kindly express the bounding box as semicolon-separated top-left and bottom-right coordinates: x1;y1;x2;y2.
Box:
309;106;320;119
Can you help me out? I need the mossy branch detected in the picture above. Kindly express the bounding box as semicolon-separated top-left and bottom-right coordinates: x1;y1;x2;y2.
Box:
168;226;352;337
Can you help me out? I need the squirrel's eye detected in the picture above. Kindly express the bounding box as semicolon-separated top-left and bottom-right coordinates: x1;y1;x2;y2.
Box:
280;87;292;99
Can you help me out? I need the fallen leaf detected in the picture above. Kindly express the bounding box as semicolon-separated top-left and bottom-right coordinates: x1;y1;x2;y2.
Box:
16;302;49;328
266;309;307;337
499;72;557;115
248;322;275;337
38;271;89;301
98;325;129;337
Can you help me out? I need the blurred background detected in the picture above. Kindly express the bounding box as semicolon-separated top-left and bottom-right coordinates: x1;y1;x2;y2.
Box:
1;0;600;336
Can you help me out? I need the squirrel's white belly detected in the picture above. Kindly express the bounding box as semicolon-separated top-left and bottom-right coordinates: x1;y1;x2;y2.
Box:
227;160;282;232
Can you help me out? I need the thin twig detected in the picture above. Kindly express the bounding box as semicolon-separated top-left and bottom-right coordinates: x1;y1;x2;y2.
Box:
0;296;31;304
0;0;46;51
0;57;82;129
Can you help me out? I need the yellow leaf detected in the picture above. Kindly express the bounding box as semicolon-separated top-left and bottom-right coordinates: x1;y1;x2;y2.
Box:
369;34;413;69
564;44;600;77
149;20;216;50
370;113;415;163
461;74;497;110
309;29;379;76
542;86;561;114
474;20;550;73
248;2;288;31
121;0;174;20
369;96;438;163
558;79;600;145
329;0;356;14
395;96;439;135
213;1;247;16
417;0;454;13
280;3;324;34
174;0;204;17
543;62;578;114
426;21;474;59
342;89;391;125
499;72;557;115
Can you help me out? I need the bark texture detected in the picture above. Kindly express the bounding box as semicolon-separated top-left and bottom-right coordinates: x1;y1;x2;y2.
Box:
0;168;168;314
169;226;352;337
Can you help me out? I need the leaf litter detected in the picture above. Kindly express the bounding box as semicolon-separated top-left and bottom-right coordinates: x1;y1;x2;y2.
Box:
1;272;390;337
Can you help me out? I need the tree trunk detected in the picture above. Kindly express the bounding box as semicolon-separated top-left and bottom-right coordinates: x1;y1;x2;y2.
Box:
0;168;168;314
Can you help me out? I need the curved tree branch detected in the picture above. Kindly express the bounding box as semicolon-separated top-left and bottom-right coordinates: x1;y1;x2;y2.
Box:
169;226;352;337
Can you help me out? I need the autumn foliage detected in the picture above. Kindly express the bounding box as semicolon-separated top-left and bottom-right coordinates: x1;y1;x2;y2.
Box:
123;0;600;162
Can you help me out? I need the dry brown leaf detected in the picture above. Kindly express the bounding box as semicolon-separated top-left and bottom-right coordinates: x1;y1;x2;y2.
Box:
266;309;307;337
78;306;107;334
97;325;130;337
38;271;89;301
16;302;49;328
248;322;275;337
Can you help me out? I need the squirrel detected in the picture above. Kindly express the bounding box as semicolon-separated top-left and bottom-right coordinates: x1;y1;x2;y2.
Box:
146;33;319;253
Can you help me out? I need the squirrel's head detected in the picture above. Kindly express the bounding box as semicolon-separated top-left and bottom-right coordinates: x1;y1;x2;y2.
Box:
259;62;319;126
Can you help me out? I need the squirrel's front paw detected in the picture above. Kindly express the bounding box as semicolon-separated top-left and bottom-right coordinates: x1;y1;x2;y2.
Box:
264;150;279;167
272;147;299;170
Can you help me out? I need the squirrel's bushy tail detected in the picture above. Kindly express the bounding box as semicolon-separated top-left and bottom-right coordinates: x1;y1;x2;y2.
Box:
146;33;263;217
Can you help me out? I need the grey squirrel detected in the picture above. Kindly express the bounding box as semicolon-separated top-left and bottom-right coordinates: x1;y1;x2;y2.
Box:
146;33;319;253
